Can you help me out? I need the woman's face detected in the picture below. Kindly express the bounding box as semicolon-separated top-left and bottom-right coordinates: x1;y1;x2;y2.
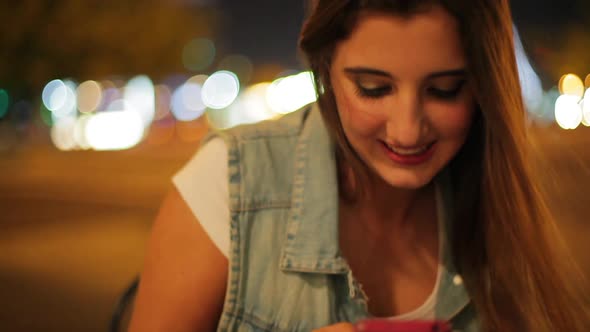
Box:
330;6;475;190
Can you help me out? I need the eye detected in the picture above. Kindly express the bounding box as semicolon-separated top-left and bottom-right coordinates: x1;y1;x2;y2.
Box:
355;83;392;99
427;80;466;100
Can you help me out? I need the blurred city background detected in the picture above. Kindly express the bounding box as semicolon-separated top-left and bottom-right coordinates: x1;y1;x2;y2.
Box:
0;0;589;331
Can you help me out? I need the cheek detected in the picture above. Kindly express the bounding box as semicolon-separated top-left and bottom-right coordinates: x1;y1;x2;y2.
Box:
336;90;384;137
431;103;474;139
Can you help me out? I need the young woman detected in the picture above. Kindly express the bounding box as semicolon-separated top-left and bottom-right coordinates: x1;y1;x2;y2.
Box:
129;1;589;331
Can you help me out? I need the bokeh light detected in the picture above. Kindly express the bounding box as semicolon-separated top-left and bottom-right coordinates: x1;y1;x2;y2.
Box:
207;82;275;129
582;89;590;127
182;75;208;114
218;54;253;85
154;84;172;121
97;80;119;112
85;111;144;150
182;38;216;71
266;71;317;114
558;74;585;98
187;74;208;86
0;89;9;119
555;94;583;130
76;80;103;113
202;70;240;109
73;115;92;150
50;116;77;151
124;75;155;128
42;79;67;111
513;26;543;113
535;87;560;123
171;81;206;122
51;80;78;120
181;83;205;116
585;74;590;89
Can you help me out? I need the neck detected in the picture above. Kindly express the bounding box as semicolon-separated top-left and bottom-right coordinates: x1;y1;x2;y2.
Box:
339;162;434;230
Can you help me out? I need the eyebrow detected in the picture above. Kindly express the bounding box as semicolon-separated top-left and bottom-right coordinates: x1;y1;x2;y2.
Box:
343;67;467;80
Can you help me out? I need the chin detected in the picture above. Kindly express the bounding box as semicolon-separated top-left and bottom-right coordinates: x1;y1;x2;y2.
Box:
378;168;436;190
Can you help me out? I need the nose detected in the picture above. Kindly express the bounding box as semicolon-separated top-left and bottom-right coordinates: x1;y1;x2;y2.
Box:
385;89;426;147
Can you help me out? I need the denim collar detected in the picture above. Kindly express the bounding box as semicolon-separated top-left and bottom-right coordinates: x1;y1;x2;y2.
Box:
279;105;349;273
278;105;470;319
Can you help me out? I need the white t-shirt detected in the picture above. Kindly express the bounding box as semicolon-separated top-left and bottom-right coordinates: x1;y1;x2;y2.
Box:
173;137;441;320
173;138;231;257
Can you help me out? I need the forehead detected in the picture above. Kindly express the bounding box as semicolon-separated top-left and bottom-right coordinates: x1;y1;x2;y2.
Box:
332;7;466;76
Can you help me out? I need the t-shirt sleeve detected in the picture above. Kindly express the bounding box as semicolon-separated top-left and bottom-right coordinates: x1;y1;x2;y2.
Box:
172;137;230;258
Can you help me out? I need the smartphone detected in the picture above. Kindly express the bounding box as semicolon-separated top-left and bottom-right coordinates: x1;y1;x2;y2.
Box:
355;319;452;332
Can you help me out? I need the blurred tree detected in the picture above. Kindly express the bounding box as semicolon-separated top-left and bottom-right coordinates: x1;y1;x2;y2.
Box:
511;0;590;87
521;24;590;87
0;0;220;101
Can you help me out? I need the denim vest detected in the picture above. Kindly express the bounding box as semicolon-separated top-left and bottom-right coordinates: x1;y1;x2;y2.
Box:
205;105;480;331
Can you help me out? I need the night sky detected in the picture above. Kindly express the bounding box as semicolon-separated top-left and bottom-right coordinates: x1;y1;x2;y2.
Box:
217;0;306;69
216;0;587;73
1;0;588;103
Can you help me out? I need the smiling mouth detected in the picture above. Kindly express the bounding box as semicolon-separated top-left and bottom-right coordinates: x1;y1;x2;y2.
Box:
381;141;437;156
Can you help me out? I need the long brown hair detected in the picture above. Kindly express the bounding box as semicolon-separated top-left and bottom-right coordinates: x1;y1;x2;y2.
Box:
299;0;589;330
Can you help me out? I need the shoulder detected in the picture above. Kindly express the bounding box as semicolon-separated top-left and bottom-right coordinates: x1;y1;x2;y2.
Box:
213;106;312;143
172;137;231;257
202;107;315;212
173;137;228;194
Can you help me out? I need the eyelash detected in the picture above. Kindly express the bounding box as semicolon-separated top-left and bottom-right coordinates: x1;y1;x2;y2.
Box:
355;86;391;99
355;81;466;101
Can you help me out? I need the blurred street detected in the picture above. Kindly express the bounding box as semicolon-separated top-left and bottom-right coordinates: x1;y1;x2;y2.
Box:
0;131;200;331
0;124;589;331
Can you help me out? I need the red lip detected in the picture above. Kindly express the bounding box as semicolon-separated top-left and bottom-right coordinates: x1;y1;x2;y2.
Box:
380;140;436;166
